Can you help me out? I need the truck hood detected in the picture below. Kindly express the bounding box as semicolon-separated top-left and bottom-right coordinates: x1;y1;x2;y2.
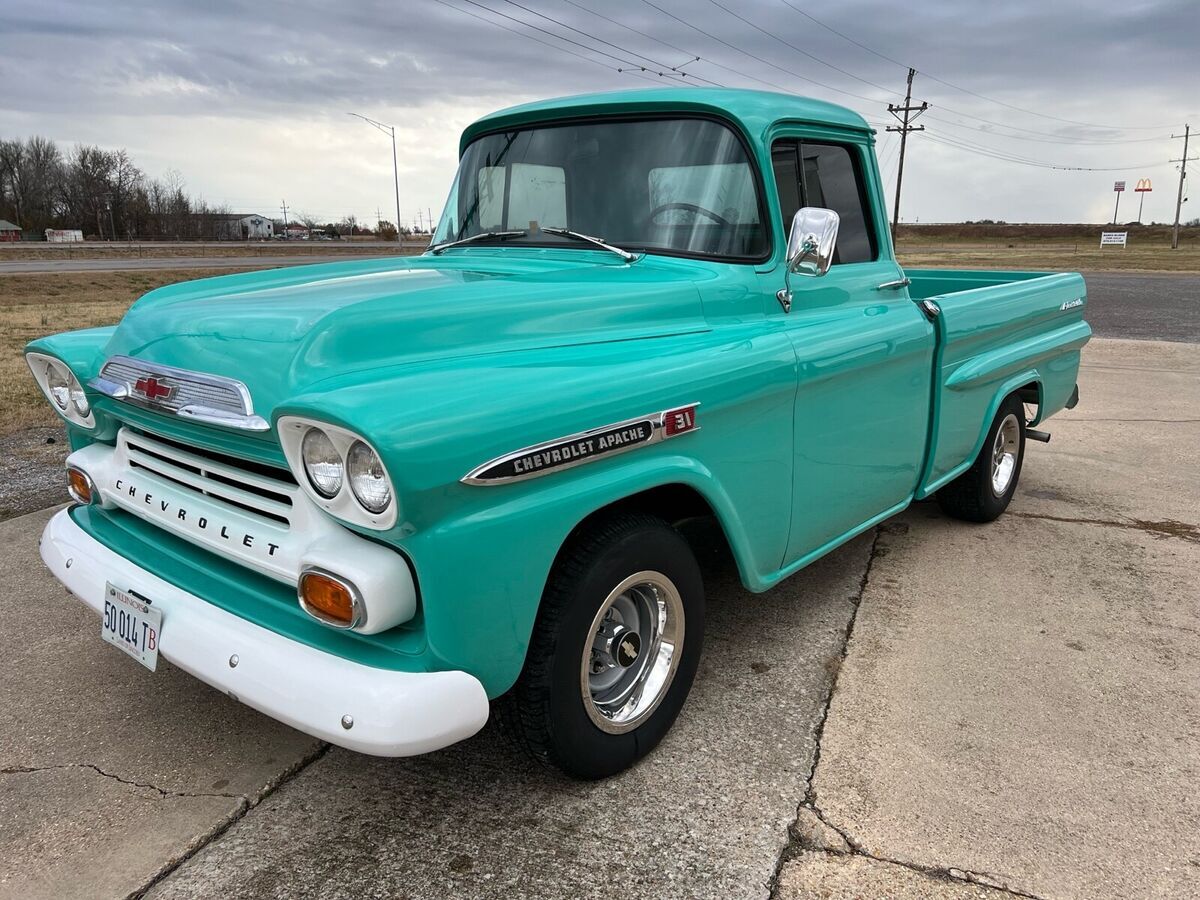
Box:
102;251;710;416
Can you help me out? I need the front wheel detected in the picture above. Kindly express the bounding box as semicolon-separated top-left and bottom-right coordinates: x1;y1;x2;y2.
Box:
500;513;705;779
936;394;1026;522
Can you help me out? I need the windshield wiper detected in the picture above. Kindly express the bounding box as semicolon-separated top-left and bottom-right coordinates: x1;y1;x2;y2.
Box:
541;227;637;263
428;229;525;254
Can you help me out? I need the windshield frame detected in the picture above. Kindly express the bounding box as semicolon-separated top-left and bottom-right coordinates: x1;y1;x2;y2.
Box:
442;112;775;266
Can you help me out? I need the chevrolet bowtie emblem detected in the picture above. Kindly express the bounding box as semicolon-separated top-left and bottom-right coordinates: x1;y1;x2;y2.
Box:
133;376;175;402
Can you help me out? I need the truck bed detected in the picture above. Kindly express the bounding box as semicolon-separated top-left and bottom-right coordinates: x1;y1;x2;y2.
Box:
905;269;1091;497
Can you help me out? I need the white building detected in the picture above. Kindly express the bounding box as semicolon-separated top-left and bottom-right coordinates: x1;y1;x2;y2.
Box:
215;214;274;241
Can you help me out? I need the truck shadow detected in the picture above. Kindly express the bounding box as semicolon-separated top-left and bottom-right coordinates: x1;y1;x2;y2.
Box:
187;519;900;897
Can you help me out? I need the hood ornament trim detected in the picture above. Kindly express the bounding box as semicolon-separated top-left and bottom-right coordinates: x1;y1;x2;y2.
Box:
89;356;270;432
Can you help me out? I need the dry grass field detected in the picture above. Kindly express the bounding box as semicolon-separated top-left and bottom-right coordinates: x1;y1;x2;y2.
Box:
895;223;1200;272
1;269;254;434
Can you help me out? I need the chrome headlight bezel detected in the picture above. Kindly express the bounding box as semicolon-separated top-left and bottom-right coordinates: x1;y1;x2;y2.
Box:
26;352;96;429
278;416;397;530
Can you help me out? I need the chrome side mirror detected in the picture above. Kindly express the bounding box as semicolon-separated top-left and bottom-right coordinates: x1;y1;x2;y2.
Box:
778;207;840;312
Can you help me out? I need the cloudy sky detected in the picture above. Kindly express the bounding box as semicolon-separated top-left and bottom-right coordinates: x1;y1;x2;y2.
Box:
1;0;1195;228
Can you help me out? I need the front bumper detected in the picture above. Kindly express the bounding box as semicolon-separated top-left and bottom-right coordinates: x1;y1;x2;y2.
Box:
40;508;490;756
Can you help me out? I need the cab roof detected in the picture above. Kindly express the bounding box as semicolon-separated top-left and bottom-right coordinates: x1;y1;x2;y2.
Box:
459;87;873;155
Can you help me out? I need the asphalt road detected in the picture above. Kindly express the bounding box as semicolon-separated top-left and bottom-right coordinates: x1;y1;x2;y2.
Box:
5;258;1196;344
1080;271;1200;342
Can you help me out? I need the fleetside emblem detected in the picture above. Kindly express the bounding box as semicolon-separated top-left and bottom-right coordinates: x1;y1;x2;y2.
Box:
133;376;175;402
463;404;700;485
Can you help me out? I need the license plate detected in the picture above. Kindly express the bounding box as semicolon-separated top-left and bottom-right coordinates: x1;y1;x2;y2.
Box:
101;582;162;672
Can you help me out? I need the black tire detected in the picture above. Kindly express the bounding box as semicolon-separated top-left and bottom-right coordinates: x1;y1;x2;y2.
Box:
499;512;705;780
936;393;1026;523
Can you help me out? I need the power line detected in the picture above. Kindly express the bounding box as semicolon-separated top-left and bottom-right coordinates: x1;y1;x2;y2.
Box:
635;0;885;104
922;113;1172;145
923;131;1171;172
495;0;718;83
554;0;850;97
433;0;686;84
772;0;1182;133
704;0;893;98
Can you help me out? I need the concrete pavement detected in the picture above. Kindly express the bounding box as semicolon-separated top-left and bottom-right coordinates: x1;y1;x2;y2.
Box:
1;338;1197;899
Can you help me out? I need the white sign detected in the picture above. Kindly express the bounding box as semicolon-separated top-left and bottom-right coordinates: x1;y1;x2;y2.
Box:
1100;232;1128;247
45;229;83;243
1113;181;1126;192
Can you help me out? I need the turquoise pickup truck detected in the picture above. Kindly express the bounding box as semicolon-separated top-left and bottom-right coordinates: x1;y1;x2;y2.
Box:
27;88;1089;779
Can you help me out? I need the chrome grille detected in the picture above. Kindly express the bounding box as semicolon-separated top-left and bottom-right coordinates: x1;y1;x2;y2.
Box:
100;356;250;417
120;428;296;528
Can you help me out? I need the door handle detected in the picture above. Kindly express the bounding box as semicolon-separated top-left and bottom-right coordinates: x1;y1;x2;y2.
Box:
876;277;911;291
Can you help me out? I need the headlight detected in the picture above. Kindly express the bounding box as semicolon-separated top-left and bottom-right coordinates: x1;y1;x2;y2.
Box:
347;440;391;513
301;428;343;498
69;380;90;416
46;362;71;410
26;352;96;429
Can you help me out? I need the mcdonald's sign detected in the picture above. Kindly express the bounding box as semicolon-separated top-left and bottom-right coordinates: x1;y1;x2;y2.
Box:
1134;179;1153;192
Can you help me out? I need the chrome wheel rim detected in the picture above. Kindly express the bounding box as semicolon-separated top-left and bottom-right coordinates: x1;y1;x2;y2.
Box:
990;414;1021;496
580;571;684;734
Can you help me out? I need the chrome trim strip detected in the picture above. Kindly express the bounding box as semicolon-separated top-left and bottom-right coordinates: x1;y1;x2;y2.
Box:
96;354;269;432
462;404;700;486
87;376;130;399
177;405;271;432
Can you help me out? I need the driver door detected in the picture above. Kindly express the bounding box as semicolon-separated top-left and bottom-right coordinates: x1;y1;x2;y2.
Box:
767;137;935;564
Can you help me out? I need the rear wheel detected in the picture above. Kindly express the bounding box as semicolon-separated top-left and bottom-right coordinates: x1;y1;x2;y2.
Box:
936;394;1026;523
500;513;704;780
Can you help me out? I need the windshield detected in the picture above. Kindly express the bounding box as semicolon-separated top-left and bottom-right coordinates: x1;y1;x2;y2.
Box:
432;117;768;260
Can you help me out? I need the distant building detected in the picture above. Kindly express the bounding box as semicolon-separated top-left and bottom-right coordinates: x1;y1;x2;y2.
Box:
283;222;310;239
215;214;274;241
0;220;21;242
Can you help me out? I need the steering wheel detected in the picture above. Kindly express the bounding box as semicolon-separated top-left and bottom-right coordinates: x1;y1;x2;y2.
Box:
648;202;732;227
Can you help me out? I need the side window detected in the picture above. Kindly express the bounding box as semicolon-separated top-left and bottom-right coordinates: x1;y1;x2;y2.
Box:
770;141;802;237
798;142;876;264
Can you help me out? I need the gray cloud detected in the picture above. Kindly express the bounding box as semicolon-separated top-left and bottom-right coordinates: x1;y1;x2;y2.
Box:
1;0;1196;225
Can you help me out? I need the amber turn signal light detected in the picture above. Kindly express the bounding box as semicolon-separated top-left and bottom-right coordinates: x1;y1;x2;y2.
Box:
298;570;361;629
67;467;94;505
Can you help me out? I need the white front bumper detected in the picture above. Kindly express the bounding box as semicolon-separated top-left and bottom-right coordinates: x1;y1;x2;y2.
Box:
40;508;490;756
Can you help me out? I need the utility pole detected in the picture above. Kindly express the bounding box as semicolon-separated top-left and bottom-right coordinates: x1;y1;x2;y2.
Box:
1170;125;1195;250
887;68;929;246
348;113;402;239
280;200;289;240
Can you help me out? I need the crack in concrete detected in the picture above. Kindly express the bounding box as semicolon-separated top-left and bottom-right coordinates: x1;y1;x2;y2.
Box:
797;808;1048;900
125;741;331;900
0;763;241;800
768;525;1048;900
1011;511;1200;544
767;525;882;898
